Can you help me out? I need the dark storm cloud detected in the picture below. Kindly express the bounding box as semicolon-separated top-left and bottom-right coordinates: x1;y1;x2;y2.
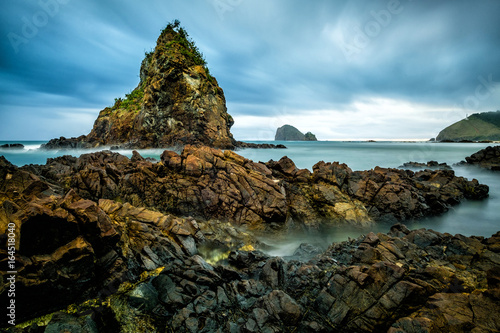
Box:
1;0;499;140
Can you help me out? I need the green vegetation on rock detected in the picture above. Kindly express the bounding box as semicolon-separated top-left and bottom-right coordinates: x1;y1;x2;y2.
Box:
304;131;317;141
161;19;207;67
436;110;500;141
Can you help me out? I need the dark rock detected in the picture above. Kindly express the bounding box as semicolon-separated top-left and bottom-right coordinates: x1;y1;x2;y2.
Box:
20;145;491;232
0;143;24;149
399;160;452;170
44;312;98;333
1;152;497;332
461;145;500;170
236;141;287;149
291;243;324;259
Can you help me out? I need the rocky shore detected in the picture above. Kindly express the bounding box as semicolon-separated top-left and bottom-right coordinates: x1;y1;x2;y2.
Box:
1;146;498;331
2;19;499;331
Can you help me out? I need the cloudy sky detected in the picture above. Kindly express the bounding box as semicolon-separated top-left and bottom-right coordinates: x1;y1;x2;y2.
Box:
1;0;499;141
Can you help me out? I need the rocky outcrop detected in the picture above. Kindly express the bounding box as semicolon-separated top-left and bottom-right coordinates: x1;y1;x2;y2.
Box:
399;160;452;170
42;21;236;150
0;152;497;331
19;147;488;231
275;125;317;141
436;110;500;142
0;162;205;323
3;192;499;333
304;132;317;141
0;143;24;150
460;145;500;171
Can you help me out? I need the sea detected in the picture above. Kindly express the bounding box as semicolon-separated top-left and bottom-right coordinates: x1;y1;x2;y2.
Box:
1;140;499;256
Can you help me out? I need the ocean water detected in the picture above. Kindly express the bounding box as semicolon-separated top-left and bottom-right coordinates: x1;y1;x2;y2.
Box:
1;140;499;255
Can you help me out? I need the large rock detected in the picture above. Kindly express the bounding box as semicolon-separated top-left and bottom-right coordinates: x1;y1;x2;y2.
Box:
5;220;498;332
22;146;488;231
0;163;203;323
42;21;236;150
275;125;317;141
461;145;500;170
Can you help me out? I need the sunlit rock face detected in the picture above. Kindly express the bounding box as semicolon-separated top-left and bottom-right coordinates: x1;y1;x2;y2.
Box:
43;22;236;150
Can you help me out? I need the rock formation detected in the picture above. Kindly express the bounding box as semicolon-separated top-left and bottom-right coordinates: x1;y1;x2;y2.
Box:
18;146;487;231
275;125;317;141
1;165;499;332
459;145;500;171
304;131;317;141
43;22;236;150
0;149;497;331
399;160;452;170
0;143;24;150
436;110;500;142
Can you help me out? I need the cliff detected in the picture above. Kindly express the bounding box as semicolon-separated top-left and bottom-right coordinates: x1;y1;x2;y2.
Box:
275;125;317;141
43;21;236;149
436;111;500;142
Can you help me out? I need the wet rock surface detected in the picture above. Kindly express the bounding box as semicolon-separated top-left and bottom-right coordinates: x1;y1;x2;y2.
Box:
20;146;488;230
399;160;452;170
1;149;497;332
0;144;24;150
460;145;500;170
2;193;499;333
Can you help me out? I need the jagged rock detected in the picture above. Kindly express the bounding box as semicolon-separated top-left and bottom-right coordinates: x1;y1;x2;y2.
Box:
399;160;452;170
1;154;498;332
0;164;206;323
460;145;500;170
6;223;497;332
236;141;287;149
18;146;489;231
42;22;236;150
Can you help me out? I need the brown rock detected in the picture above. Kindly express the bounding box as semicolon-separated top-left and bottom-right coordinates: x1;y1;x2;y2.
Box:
42;23;236;150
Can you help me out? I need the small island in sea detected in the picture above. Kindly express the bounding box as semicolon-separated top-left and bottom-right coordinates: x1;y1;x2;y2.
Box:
1;21;500;333
275;125;317;141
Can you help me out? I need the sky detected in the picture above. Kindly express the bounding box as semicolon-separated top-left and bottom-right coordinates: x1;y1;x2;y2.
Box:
1;0;500;141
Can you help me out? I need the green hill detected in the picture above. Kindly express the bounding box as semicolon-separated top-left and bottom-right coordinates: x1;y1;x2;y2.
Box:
436;111;500;142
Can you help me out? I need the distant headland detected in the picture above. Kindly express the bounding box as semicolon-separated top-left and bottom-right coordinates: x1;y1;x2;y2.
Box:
436;110;500;142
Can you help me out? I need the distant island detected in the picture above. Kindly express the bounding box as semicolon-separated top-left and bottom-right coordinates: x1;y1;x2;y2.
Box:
275;125;317;141
436;110;500;142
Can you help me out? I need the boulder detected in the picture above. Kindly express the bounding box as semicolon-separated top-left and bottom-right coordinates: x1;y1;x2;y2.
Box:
462;145;500;170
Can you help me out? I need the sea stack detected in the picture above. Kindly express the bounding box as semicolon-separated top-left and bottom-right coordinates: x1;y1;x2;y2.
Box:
43;21;236;149
275;125;317;141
